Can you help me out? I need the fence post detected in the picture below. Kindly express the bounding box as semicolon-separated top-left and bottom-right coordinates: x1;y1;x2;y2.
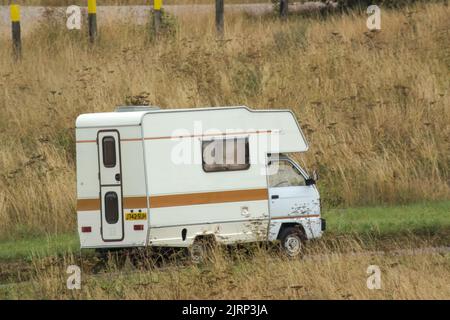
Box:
280;0;288;19
153;0;162;36
88;0;97;43
10;4;21;60
215;0;224;37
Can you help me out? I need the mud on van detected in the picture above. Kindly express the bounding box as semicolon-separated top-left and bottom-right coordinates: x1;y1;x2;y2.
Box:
75;106;326;258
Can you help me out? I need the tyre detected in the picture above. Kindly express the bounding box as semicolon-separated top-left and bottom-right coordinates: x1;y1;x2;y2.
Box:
189;237;215;264
279;226;306;257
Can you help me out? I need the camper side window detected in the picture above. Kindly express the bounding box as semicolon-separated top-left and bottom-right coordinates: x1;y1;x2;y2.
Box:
102;136;116;168
268;160;306;187
202;137;250;172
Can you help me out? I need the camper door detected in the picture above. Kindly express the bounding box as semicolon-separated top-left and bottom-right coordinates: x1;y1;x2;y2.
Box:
98;130;124;241
267;158;320;220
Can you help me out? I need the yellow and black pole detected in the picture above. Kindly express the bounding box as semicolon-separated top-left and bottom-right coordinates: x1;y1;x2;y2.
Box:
10;4;21;59
280;0;288;19
153;0;162;36
88;0;97;43
215;0;224;37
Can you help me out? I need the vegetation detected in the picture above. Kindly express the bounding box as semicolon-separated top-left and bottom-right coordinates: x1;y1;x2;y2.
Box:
0;1;449;300
0;2;448;238
325;201;450;237
1;235;449;299
2;0;268;6
0;201;448;261
1;0;447;6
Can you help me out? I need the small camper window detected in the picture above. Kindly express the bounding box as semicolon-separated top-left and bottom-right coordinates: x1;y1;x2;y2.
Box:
102;136;116;168
104;191;119;224
202;137;250;172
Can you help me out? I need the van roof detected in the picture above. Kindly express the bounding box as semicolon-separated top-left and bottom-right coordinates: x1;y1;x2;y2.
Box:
75;106;288;128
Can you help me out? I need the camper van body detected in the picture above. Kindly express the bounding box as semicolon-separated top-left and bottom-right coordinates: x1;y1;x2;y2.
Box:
76;106;325;251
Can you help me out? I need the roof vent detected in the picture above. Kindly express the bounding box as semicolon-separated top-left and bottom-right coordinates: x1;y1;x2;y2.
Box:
115;106;160;112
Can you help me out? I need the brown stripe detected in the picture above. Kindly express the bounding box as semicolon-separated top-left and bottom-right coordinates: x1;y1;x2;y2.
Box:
75;130;276;144
271;214;320;220
77;198;100;211
149;189;268;208
123;196;147;208
77;188;268;211
77;197;147;211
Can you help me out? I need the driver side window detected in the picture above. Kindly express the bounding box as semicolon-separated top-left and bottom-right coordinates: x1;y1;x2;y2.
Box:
268;160;306;187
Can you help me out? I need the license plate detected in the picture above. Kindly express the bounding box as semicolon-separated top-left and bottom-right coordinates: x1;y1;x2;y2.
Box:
125;212;147;221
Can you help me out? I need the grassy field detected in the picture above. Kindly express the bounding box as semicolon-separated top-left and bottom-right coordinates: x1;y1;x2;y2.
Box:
0;1;449;300
0;201;448;261
1;0;445;7
1;230;449;299
2;0;268;6
0;1;448;239
326;201;450;236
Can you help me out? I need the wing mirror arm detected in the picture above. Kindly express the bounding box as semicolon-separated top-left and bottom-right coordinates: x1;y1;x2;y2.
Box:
305;170;319;186
312;169;319;181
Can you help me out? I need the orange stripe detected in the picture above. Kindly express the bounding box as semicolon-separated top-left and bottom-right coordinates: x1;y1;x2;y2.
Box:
77;198;100;211
75;130;275;144
149;189;268;208
271;214;320;220
77;189;268;211
123;196;147;208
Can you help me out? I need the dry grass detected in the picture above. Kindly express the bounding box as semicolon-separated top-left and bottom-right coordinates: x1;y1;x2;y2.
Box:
0;3;449;238
1;238;449;299
1;0;267;6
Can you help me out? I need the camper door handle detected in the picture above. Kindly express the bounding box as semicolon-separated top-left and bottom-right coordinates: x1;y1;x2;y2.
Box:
271;195;279;200
115;173;121;182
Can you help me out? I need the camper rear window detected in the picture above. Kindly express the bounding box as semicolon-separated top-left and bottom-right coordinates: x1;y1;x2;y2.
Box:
104;191;119;224
202;137;250;172
102;136;116;168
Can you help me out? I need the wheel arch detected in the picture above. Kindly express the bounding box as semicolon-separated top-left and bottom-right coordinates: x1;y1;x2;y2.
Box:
192;233;217;246
276;223;307;240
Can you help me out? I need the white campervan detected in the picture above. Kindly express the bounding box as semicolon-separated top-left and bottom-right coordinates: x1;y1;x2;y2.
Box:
75;106;325;258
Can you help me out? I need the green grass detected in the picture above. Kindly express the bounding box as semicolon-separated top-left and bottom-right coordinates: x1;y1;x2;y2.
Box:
0;201;448;261
0;233;80;261
323;200;450;236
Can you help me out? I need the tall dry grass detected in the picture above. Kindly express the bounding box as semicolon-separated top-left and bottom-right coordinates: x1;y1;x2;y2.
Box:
2;238;449;299
0;3;449;238
0;0;266;6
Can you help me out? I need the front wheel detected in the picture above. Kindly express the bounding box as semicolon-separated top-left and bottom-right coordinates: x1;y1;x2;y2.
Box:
279;227;306;258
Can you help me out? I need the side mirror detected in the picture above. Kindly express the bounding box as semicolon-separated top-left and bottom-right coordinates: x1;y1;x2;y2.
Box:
305;178;316;186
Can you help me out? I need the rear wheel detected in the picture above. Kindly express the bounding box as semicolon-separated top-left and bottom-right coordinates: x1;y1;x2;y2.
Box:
189;237;216;264
279;227;306;258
